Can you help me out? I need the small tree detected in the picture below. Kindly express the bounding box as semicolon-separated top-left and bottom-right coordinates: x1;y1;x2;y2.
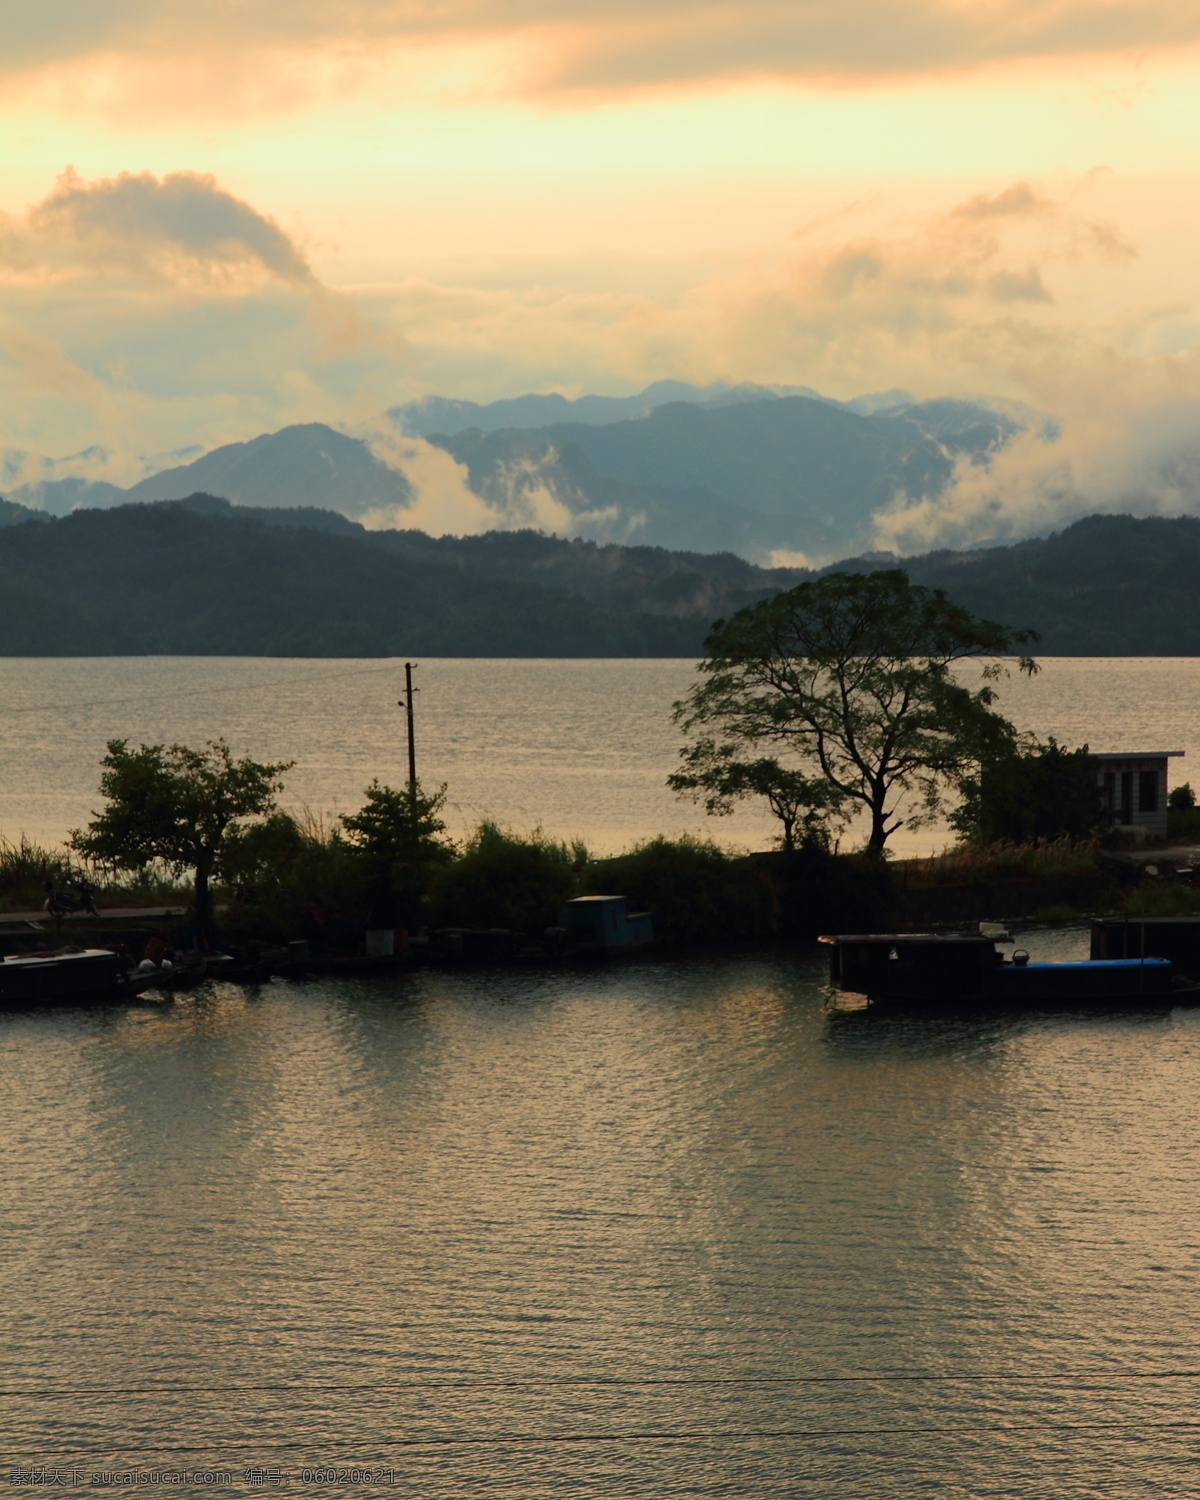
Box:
668;740;849;852
951;739;1102;845
71;738;292;941
340;780;454;929
674;570;1036;855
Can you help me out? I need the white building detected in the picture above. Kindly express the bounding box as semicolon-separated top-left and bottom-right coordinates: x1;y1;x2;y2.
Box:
1093;751;1184;840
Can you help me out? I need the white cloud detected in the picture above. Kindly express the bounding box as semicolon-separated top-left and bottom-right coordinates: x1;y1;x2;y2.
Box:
872;359;1200;553
362;433;501;534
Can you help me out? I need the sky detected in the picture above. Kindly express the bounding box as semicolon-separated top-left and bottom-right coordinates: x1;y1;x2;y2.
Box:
4;1;1200;548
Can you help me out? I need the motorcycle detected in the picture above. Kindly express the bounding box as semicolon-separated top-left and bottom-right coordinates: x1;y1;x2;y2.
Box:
43;876;101;919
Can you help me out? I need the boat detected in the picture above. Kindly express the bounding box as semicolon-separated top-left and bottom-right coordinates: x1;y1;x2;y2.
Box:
0;948;129;1007
818;932;1200;1010
1090;917;1200;979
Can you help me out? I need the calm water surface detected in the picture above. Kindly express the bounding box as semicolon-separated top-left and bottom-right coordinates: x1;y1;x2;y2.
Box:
4;656;1200;856
6;658;1200;1495
5;939;1200;1496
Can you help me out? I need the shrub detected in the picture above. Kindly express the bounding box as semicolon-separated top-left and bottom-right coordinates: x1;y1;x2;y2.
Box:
220;811;370;948
952;741;1102;846
1118;881;1200;917
1167;804;1200;842
341;780;455;928
764;845;896;939
585;835;775;944
431;822;584;933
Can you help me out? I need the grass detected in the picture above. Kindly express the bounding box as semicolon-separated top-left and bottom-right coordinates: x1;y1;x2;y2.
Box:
1168;807;1200;843
901;837;1101;888
0;835;190;913
0;836;79;912
1117;881;1200;916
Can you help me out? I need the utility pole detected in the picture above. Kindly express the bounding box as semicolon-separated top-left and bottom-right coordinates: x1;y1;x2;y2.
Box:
400;662;418;797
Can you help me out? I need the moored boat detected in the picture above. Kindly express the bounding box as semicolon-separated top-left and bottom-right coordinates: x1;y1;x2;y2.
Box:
819;932;1199;1010
0;948;128;1007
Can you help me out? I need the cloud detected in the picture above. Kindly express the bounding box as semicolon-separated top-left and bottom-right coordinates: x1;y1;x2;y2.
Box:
363;433;502;534
5;169;1200;559
363;427;649;540
871;354;1200;553
0;330;117;407
0;167;315;288
2;0;1199;106
0;169;402;468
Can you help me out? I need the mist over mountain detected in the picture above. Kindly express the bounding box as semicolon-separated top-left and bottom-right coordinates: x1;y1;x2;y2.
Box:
4;383;1025;560
433;394;1020;557
10;424;412;521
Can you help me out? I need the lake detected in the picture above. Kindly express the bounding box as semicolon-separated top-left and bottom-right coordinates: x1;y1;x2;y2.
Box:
6;942;1200;1496
6;656;1200;1494
3;656;1200;858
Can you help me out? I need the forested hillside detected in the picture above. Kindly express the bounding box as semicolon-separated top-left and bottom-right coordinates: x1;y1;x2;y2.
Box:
836;515;1200;655
0;505;701;656
3;502;1200;656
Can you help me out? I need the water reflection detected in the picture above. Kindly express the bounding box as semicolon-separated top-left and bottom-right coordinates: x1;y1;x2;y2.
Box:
5;952;1200;1495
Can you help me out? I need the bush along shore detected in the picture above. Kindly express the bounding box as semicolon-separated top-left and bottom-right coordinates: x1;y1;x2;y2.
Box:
5;815;1193;974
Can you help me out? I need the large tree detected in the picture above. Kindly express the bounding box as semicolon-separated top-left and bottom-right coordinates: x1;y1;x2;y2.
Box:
71;739;292;940
673;570;1037;855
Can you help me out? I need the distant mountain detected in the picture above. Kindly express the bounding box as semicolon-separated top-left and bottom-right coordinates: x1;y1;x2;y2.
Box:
119;422;413;517
170;491;370;537
8;476;126;515
432;395;1019;557
388;380;827;436
157;493;808;619
3;501;1199;656
12;424;412;521
0;497;46;527
2;388;1027;561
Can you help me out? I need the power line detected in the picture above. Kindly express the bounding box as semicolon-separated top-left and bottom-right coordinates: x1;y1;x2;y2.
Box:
1;662;406;717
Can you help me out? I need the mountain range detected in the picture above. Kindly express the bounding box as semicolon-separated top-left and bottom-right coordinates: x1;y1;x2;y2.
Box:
386;379;911;435
4;381;1023;559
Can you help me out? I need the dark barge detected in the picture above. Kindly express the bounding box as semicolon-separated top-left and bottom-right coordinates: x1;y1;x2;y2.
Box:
820;932;1198;1010
1091;917;1200;979
0;948;130;1007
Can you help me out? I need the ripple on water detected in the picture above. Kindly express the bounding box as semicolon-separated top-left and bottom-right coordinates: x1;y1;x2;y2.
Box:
4;940;1200;1496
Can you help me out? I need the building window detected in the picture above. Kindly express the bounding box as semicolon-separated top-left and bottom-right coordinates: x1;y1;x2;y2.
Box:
1139;769;1159;813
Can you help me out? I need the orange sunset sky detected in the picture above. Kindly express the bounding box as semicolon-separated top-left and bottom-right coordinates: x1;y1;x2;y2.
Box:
4;0;1200;548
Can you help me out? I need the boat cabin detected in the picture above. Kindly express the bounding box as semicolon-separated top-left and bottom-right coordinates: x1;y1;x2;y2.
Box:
1091;917;1200;977
565;896;653;952
820;934;1000;1003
